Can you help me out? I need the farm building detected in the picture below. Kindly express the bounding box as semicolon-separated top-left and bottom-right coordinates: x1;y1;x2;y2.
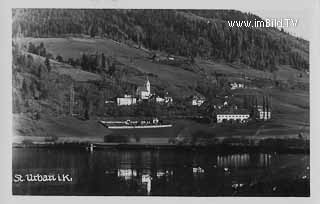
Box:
155;96;173;104
191;95;205;106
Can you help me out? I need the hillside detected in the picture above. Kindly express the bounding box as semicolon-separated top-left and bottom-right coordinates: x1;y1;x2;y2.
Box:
12;9;309;71
16;37;309;97
12;36;309;139
11;9;309;141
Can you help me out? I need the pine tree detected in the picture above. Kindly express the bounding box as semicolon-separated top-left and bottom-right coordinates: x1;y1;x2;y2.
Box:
101;53;106;69
45;56;51;72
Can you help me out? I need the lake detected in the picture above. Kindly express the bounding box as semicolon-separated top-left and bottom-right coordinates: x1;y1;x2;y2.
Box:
12;147;309;196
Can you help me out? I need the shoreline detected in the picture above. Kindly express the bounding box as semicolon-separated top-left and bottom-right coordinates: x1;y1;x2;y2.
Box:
12;136;309;154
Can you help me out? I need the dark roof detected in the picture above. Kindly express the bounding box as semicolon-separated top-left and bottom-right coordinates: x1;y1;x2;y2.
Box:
216;109;250;115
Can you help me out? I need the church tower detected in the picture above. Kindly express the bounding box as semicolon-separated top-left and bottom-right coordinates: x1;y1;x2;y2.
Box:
146;78;151;94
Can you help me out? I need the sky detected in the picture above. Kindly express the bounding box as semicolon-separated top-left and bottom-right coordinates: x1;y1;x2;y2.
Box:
248;9;312;40
219;0;315;41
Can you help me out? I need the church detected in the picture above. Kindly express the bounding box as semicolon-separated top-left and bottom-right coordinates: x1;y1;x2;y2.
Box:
136;78;151;100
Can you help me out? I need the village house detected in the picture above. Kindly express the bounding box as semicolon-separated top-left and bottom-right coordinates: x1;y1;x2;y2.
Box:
230;82;244;90
155;93;173;104
116;94;137;106
164;96;173;104
155;96;165;103
168;56;175;61
191;95;205;106
257;105;271;120
105;100;115;104
155;96;173;104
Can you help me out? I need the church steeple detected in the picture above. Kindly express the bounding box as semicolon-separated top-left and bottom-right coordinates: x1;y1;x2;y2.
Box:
145;77;150;94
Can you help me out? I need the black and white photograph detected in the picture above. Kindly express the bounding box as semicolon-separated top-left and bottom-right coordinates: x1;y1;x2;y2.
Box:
4;0;319;201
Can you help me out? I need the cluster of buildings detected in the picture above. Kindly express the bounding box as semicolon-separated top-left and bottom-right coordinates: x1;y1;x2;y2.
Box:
191;95;206;106
110;78;271;124
215;104;271;124
230;82;245;90
115;78;173;106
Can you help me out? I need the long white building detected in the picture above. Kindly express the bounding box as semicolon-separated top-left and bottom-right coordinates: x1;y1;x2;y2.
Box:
216;113;250;123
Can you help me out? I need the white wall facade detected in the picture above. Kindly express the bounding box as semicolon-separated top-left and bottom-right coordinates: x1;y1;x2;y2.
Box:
217;114;250;123
117;97;137;106
258;111;271;120
140;91;150;100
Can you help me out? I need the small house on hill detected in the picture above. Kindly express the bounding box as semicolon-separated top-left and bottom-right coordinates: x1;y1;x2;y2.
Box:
191;95;205;106
230;82;244;90
153;93;173;104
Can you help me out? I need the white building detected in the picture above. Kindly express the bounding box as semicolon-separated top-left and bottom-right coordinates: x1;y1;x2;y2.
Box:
105;100;115;104
155;95;173;104
257;106;271;120
258;111;271;120
191;96;205;106
230;82;244;90
216;113;250;123
136;79;151;100
117;94;137;106
155;96;165;103
164;96;173;104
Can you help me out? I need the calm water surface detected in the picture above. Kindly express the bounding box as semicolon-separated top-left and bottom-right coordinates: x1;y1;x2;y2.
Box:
12;148;309;196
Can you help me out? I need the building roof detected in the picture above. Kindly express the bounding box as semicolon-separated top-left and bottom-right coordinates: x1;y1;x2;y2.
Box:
216;109;250;115
216;113;249;115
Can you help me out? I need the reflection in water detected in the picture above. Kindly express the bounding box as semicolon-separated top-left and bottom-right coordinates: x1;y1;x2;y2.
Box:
192;167;204;175
115;168;174;195
112;153;274;194
141;174;152;195
216;153;272;168
259;153;272;167
12;148;309;196
117;169;137;180
156;169;173;178
217;154;250;168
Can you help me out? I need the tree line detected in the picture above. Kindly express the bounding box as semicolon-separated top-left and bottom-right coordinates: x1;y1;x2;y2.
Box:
13;9;309;71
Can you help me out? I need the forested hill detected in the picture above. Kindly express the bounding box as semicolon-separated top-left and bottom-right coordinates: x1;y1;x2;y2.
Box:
12;9;309;71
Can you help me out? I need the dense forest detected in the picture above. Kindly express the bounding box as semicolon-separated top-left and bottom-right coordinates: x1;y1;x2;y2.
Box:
12;9;309;71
